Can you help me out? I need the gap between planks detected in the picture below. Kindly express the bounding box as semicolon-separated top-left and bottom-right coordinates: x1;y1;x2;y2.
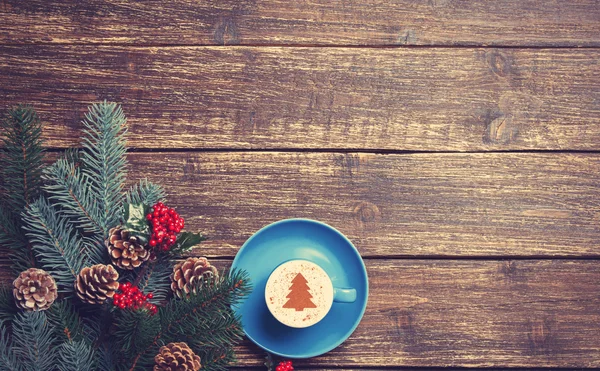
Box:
2;43;600;49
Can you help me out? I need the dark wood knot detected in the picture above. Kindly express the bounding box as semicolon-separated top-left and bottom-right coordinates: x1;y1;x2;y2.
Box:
214;17;241;45
353;201;381;227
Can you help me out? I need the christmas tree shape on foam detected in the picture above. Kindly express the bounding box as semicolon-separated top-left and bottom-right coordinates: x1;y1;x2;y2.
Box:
282;273;317;311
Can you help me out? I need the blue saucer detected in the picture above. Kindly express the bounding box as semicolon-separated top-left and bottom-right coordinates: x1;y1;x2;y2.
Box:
231;218;369;358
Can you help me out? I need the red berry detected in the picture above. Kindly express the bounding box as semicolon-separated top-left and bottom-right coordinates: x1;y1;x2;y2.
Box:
146;213;153;220
277;361;293;371
149;239;157;247
147;293;154;299
124;282;131;289
118;303;126;309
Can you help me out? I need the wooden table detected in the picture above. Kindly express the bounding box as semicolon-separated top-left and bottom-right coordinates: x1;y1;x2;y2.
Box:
1;1;600;369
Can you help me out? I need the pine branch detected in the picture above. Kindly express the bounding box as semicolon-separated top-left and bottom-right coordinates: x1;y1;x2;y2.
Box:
47;300;85;343
57;339;96;371
136;259;173;303
0;326;22;371
0;285;18;328
0;106;44;272
114;309;160;355
80;101;128;239
185;312;245;349
0;105;45;217
96;340;127;371
83;236;108;266
198;347;237;371
0;204;33;273
22;197;89;292
43;156;109;264
125;179;166;207
12;311;56;371
126;269;251;370
43;156;104;238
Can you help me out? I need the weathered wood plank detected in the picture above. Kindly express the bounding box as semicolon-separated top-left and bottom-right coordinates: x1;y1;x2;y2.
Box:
1;46;599;151
4;259;596;367
1;0;599;46
236;259;600;367
118;152;600;258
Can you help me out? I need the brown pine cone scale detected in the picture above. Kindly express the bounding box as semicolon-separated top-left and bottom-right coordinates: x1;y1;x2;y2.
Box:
75;264;119;305
106;227;150;270
154;342;201;371
171;257;218;299
13;268;58;311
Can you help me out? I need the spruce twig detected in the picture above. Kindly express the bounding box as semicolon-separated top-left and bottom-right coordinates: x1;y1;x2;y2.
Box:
22;197;89;292
0;285;18;328
125;179;166;207
0;327;21;371
12;311;56;371
0;105;45;215
80;101;128;239
135;258;172;303
0;105;45;271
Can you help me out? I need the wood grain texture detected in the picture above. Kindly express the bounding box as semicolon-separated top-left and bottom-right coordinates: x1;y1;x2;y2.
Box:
107;152;600;258
1;46;599;151
0;259;598;367
234;259;600;367
1;0;599;46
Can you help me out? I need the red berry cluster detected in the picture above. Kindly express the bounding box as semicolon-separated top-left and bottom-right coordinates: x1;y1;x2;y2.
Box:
146;202;184;252
112;282;157;315
276;361;293;371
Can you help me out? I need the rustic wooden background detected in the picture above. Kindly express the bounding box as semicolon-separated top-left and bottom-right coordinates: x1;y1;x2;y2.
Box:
2;1;600;369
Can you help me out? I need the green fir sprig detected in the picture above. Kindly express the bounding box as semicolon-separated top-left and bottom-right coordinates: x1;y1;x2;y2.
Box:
0;105;45;272
80;101;128;239
22;197;89;293
125;179;166;208
0;105;45;217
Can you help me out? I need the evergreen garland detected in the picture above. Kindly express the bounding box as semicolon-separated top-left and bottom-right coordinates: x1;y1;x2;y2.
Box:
0;103;251;370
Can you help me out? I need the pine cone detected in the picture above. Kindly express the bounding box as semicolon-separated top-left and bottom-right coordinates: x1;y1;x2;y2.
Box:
75;264;119;305
106;227;150;270
154;342;201;371
171;257;218;299
13;268;58;311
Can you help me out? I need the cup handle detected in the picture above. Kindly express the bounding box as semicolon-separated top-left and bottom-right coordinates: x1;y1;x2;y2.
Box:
333;288;357;303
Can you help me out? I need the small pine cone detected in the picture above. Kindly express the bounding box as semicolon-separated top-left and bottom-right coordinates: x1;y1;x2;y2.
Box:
154;342;201;371
106;227;151;270
171;257;218;299
75;264;119;305
13;268;58;311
